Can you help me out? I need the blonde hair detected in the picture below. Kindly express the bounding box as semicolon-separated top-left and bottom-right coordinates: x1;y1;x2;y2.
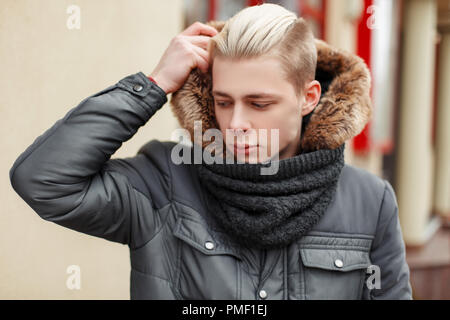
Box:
209;3;317;98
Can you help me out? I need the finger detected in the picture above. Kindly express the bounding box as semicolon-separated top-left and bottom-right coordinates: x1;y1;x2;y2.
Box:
191;45;209;73
181;22;218;37
186;35;212;50
192;45;209;63
181;21;218;37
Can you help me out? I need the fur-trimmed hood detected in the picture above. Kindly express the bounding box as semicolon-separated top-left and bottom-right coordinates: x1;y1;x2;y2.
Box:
169;20;372;153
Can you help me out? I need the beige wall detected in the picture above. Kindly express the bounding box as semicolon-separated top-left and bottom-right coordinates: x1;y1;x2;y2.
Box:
1;0;182;299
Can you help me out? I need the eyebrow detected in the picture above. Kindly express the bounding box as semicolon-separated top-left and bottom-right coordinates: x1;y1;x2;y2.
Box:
212;90;282;99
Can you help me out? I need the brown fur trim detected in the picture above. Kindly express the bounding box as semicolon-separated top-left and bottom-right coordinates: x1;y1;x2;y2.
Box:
169;21;372;152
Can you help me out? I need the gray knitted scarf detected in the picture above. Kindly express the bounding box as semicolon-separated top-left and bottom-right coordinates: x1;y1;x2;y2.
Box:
194;143;346;250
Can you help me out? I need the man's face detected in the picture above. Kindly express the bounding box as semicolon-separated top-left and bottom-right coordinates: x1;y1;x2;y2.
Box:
212;54;310;163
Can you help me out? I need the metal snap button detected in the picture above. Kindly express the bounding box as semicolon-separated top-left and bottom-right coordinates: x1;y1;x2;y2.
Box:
133;84;143;92
204;241;215;250
334;259;344;268
259;290;268;299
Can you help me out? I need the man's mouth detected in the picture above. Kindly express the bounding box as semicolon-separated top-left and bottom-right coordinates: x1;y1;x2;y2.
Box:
233;144;259;155
234;144;257;150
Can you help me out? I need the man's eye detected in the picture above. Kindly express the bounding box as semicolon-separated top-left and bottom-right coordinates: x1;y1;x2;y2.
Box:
252;102;271;108
216;101;231;107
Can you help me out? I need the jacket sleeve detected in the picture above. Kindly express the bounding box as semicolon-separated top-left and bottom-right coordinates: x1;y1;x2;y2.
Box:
363;180;413;299
9;72;169;249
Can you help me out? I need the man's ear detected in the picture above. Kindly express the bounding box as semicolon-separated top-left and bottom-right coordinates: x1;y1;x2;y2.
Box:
301;80;321;116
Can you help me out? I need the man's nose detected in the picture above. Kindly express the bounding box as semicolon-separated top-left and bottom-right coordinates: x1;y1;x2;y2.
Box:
229;104;251;133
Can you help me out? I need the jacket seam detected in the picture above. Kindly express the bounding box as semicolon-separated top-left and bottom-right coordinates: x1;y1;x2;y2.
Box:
115;88;156;118
236;259;242;299
131;267;183;299
172;225;241;259
103;168;171;210
127;140;174;251
104;169;172;251
302;261;369;270
300;252;306;299
175;211;182;298
302;232;375;239
298;245;371;251
377;182;398;242
130;202;172;252
372;180;389;249
369;207;399;299
368;180;397;299
131;267;170;282
163;141;174;203
259;251;281;288
358;270;366;298
174;201;238;238
10;112;74;182
283;247;288;299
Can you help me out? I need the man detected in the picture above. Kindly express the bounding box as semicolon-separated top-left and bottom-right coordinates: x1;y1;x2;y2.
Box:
10;3;412;299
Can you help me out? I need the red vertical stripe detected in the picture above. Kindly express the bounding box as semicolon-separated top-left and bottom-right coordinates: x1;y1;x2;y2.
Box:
247;0;264;6
353;0;373;153
298;0;327;39
321;0;327;40
208;0;217;21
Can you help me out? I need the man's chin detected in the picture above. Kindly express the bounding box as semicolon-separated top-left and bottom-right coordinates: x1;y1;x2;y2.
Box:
235;155;260;164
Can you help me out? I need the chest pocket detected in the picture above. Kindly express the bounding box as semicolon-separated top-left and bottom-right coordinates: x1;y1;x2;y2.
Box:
299;235;373;300
172;205;242;300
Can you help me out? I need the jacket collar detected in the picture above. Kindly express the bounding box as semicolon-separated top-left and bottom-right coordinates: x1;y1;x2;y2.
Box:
169;20;372;153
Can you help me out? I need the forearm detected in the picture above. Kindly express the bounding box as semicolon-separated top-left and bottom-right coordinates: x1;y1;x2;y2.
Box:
9;72;167;215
